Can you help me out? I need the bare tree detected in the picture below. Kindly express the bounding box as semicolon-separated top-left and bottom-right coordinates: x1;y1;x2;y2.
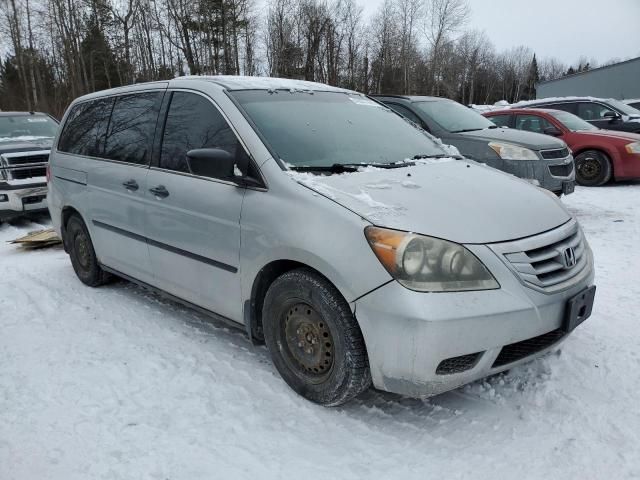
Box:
424;0;469;95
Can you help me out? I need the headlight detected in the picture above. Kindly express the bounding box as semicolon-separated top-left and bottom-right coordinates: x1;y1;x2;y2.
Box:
364;226;500;292
625;142;640;154
488;142;539;160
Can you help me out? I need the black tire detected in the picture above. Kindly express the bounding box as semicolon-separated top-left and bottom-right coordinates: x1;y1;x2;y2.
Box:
65;214;111;287
575;150;612;186
263;268;371;406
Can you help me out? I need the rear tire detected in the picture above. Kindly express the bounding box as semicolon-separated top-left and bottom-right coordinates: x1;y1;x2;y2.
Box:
575;150;612;186
65;214;111;287
263;268;371;406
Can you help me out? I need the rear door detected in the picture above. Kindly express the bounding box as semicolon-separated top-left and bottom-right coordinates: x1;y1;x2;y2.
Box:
88;90;165;283
144;90;247;322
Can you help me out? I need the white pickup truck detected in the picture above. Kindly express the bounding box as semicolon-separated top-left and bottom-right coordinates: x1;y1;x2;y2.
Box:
0;112;58;222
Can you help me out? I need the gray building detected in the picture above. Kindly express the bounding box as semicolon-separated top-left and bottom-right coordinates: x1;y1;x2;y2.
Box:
537;57;640;100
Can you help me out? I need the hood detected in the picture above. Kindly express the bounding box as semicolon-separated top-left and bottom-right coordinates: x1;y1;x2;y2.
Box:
459;127;565;150
0;137;53;154
292;160;571;244
581;130;640;142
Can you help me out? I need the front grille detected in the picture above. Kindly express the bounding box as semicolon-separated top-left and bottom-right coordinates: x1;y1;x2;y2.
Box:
490;222;589;292
11;167;46;180
436;352;483;375
5;154;49;166
492;329;565;368
541;148;570;159
549;163;574;177
0;151;49;181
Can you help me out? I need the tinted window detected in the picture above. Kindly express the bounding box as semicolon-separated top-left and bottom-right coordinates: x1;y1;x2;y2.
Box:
515;114;553;134
230;91;445;168
0;115;58;141
576;102;615;120
489;114;511;127
160;92;250;179
58;98;114;156
539;103;575;114
102;92;163;165
386;103;423;125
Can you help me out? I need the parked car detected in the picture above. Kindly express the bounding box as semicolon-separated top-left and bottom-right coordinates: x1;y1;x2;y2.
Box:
484;108;640;186
515;97;640;134
373;95;575;196
48;77;595;406
624;99;640;110
0;112;58;222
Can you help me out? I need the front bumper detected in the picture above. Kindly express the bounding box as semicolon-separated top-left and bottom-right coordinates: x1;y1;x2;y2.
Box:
354;228;594;397
501;154;575;194
0;180;49;220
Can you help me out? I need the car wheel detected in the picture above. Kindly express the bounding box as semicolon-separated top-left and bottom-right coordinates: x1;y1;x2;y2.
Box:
574;150;612;186
65;214;111;287
262;268;371;406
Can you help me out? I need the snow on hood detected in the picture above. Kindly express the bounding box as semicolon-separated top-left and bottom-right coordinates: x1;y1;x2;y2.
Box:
289;159;570;244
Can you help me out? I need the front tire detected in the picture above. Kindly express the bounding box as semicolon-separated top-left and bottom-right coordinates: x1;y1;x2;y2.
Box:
65;214;111;287
263;268;371;406
575;150;612;186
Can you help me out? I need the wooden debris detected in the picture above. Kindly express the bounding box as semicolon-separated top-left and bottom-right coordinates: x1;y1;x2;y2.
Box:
10;228;62;249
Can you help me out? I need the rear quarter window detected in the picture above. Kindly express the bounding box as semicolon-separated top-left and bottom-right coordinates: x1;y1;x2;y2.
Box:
58;98;114;156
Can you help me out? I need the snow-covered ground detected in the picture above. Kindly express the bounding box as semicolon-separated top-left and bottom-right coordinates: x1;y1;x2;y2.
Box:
1;184;639;480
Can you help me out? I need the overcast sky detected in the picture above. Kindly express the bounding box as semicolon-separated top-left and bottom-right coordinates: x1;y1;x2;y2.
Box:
357;0;640;65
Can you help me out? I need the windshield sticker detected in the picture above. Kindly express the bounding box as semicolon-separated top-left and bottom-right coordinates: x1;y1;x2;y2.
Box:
26;118;49;123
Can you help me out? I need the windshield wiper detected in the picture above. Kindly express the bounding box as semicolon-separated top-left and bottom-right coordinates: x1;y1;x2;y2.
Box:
289;162;414;173
450;128;483;133
412;154;448;159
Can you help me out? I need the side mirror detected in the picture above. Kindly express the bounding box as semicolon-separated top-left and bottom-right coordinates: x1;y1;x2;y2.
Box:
603;111;620;120
186;148;235;179
543;126;563;137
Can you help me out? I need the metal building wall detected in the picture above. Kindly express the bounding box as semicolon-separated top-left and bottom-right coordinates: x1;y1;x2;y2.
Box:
537;57;640;100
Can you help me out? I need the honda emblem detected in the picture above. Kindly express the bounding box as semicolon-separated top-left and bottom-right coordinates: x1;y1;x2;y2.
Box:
562;247;577;269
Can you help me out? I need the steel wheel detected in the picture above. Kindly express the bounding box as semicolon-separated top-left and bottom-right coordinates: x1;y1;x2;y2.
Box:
575;150;612;186
282;302;334;383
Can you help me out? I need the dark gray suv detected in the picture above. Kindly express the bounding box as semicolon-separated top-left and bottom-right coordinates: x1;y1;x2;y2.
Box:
374;95;575;196
518;97;640;134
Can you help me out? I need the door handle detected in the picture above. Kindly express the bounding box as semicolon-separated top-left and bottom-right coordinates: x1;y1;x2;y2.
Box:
149;185;170;199
122;179;139;191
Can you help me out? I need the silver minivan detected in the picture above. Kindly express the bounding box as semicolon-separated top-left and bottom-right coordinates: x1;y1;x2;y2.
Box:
48;76;596;406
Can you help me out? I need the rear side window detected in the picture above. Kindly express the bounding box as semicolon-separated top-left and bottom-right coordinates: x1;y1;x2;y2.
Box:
58;98;114;156
160;92;250;179
102;92;163;165
540;103;576;114
489;114;511;127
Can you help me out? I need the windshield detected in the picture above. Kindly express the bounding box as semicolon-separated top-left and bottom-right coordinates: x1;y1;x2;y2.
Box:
607;99;640;116
414;100;496;133
230;91;445;168
0;114;58;141
549;111;598;131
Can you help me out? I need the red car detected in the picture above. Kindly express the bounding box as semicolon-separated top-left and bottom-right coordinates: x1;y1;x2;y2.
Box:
484;108;640;186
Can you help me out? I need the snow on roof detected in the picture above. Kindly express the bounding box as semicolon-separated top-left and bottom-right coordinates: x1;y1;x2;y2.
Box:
623;99;640;104
181;75;354;93
512;96;614;108
469;100;510;112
